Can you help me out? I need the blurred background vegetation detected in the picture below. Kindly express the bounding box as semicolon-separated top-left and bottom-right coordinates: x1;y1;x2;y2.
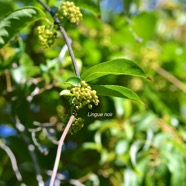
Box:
0;0;186;185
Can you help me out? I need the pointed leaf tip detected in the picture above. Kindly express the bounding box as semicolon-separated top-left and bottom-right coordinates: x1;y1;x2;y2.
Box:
93;85;144;104
81;58;146;82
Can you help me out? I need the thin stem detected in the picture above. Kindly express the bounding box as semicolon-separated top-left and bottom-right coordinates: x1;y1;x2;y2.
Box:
37;1;80;185
125;17;143;43
37;0;80;77
49;113;76;186
15;117;44;186
5;69;12;92
57;24;80;77
155;67;186;93
0;139;25;185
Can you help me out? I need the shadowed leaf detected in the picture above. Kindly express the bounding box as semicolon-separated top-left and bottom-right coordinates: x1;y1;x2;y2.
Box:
0;7;45;48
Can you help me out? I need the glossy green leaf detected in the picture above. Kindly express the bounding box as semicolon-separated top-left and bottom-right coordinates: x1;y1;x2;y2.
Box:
0;7;45;48
66;76;81;86
93;85;143;104
81;58;145;82
59;89;74;96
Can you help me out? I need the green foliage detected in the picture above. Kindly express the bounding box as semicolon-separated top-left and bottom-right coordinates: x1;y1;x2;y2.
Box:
0;0;186;186
0;1;14;18
0;7;45;47
132;12;157;41
81;58;146;82
93;85;143;104
61;80;100;111
65;76;82;86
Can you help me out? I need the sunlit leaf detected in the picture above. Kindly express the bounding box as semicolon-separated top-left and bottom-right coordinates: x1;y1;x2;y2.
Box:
66;76;81;86
76;0;100;16
82;142;102;152
124;169;139;186
59;89;74;96
81;58;146;82
93;85;143;104
130;140;144;167
115;139;128;155
165;153;186;186
132;12;157;41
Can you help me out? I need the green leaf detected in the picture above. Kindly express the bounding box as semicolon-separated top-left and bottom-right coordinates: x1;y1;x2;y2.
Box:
81;58;145;82
0;1;14;19
75;0;100;16
93;85;143;104
83;142;102;152
130;140;144;168
0;7;45;48
132;12;157;41
124;169;139;186
66;76;81;86
59;89;74;96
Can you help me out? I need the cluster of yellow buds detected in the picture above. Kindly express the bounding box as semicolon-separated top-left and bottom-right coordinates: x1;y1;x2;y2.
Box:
141;47;160;69
70;81;99;110
37;25;56;48
56;1;83;24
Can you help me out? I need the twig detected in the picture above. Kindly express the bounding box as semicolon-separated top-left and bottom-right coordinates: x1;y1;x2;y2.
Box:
49;112;76;186
0;139;25;185
155;67;186;93
15;117;44;186
27;80;58;102
51;44;68;63
37;1;81;185
29;123;59;146
125;16;143;43
5;69;12;92
43;128;59;145
78;173;92;183
37;0;80;77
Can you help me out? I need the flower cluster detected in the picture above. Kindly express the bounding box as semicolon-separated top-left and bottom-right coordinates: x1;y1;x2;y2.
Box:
70;81;99;110
61;114;84;134
69;117;84;134
37;25;56;48
56;1;83;24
